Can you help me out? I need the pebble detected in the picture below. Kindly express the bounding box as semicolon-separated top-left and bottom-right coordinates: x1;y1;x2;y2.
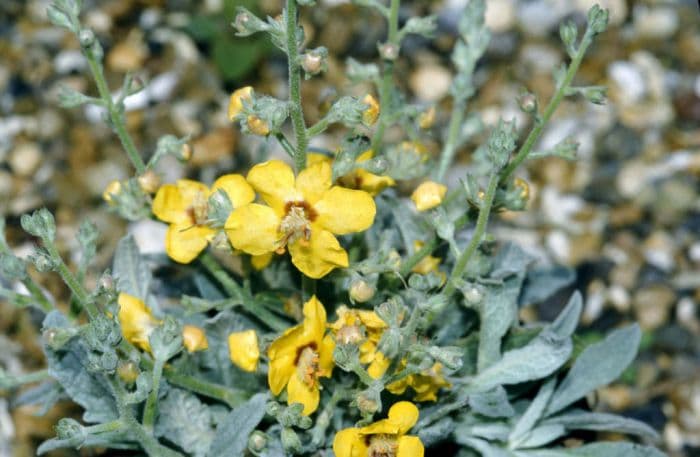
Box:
582;279;606;324
107;37;148;73
485;0;516;33
633;6;679;40
676;297;699;334
642;231;676;272
607;284;631;312
8;142;41;178
633;284;676;330
409;64;452;102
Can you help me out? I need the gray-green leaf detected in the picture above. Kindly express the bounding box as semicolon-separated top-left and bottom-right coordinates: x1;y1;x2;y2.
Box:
112;235;151;300
208;393;268;457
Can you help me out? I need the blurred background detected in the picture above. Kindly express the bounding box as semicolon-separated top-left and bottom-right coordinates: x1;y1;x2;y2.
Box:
0;0;699;455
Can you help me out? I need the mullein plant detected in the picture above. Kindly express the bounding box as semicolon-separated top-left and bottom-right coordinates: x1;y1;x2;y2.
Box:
0;0;665;456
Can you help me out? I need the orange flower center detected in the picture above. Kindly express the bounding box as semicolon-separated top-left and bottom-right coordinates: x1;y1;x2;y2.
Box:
187;191;209;226
367;434;398;457
296;344;321;388
279;201;317;248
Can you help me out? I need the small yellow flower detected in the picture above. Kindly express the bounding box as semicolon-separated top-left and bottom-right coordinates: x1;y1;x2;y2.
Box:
362;94;380;126
411;181;447;211
118;293;160;352
268;296;335;415
103;180;122;205
387;362;451;402
225;160;376;278
333;401;424;457
228;86;254;120
182;325;208;353
330;306;388;379
309;151;395;197
152;175;255;264
228;329;260;372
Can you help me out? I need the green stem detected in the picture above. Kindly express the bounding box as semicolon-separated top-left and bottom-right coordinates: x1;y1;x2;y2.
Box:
444;173;499;296
84;420;124;435
84;49;146;174
23;277;53;312
305;117;330;137
275;133;297;159
44;241;99;318
285;0;308;173
0;287;35;308
435;98;466;182
142;359;164;432
370;0;400;153
199;252;288;332
162;366;248;407
499;31;594;184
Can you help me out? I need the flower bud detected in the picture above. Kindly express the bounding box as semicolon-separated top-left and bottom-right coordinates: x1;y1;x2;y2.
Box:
43;327;76;350
102;180;122;205
78;29;96;48
463;284;484;305
182;325;209;353
356;389;380;414
336;324;364;345
281;427;302;454
349;278;375;303
361;94;380;126
179;143;192;162
233;11;251;34
247;115;271;136
518;92;538;114
301;48;328;76
418;106;436;129
228;86;254;121
137;170;161;194
378;42;399;60
117;360;140;384
55;418;86;444
98;272;114;290
248;431;268;453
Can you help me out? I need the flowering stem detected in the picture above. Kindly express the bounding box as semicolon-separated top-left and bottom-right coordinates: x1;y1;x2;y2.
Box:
285;0;309;173
199;252;288;332
499;28;594;184
83;46;146;175
444;173;499;296
370;0;400;153
142;359;164;432
435;98;466;182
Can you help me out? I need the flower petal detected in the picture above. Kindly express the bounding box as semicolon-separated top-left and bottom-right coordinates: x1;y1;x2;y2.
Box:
314;187;376;235
411;181;447;212
247;160;297;213
152;184;187;224
318;333;335;378
165;224;212;264
225;204;280;256
367;351;391;380
228;330;260;372
296;160;332;205
397;435;424;457
288;230;348;279
354;169;395;196
333;428;367;457
182;325;208;353
358;418;400;436
251;253;274;270
286;372;320;416
268;350;297;396
211;174;255;208
301;296;328;343
118;293;159;352
387;401;420;434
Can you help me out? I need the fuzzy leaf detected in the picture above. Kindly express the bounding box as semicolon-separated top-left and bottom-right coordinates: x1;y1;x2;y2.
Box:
469;386;514;418
512;424;566;449
545;324;641;415
540;410;659;440
468;331;572;392
490;243;534;280
155;388;215;457
519;266;575;306
478;276;522;371
548;292;583;340
112;235;151;300
509;378;557;443
208;393;268;457
517;442;665;457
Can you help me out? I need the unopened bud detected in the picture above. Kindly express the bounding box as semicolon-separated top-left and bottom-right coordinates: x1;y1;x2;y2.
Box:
99;272;114;290
179;143;192;161
301;49;326;76
356;389;380;414
361;94;380;126
336;324;363;345
281;427;302;454
117;360;139;383
378;42;399;61
102;180;122;205
248;431;268;452
518;92;538;114
78;29;95;48
137;170;161;194
349;279;375;303
247;115;271;136
463;284;483;304
418;106;436;129
233;12;251;33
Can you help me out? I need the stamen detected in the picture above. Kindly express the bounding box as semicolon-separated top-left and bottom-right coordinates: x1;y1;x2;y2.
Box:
296;346;321;388
279;202;315;247
368;434;398;457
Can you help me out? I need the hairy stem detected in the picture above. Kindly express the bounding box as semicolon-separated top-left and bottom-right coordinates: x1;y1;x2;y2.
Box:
285;0;309;173
141;359;164;432
435;98;466;182
43;241;99;318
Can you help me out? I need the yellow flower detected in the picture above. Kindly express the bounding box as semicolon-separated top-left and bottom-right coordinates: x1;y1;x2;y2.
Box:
333;402;424;457
330;306;388;379
411;181;447;211
225;160;376;279
309;151;395;197
267;296;335;415
387;362;451;402
152;175;255;264
362;94;380;126
118;293;160;352
418;106;436;129
182;325;208;353
228;329;260;372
